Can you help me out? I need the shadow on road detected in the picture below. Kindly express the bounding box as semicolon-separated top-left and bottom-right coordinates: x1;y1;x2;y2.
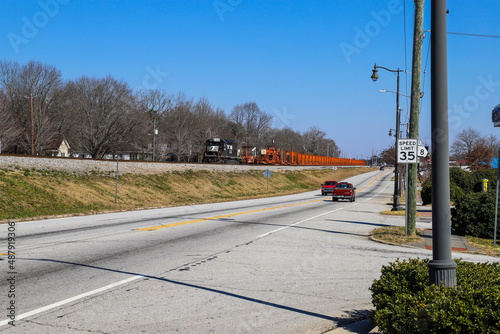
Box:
24;257;372;327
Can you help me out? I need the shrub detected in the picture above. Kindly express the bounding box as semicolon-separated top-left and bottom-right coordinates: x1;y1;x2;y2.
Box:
472;168;497;192
421;180;432;205
451;191;498;239
420;180;463;205
371;259;500;334
449;167;473;192
425;168;498;237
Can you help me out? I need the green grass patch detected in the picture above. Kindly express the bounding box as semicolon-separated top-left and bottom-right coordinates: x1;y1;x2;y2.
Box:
371;226;423;244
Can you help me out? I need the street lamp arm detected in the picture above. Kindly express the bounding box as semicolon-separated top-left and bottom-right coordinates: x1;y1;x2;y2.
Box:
380;89;412;98
373;63;404;73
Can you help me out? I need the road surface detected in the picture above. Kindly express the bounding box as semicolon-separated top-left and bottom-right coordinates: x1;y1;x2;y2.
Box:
1;169;497;333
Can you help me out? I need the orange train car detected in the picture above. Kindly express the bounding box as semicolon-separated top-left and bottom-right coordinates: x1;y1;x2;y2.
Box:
241;147;365;166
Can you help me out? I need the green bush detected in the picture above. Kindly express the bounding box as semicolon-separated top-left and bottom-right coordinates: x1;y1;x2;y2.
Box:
420;180;465;205
449;167;497;193
449;167;473;192
371;259;500;334
424;168;498;238
472;168;497;192
421;180;432;205
451;191;499;239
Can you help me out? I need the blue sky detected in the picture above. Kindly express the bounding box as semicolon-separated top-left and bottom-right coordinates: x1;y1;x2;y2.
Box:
1;0;499;159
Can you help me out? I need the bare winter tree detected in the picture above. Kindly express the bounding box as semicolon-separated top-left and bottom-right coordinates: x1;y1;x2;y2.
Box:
450;128;497;169
161;92;195;161
320;138;340;157
451;127;482;163
302;126;327;154
136;89;172;159
485;133;499;158
380;145;396;166
0;90;22;152
266;127;303;152
467;137;493;171
66;75;137;159
229;102;272;148
191;97;233;161
0;60;63;154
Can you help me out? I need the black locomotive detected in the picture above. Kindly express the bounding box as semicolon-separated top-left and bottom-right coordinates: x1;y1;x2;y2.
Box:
201;137;241;163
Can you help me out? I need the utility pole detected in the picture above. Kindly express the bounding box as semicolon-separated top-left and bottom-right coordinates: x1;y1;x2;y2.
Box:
407;0;425;236
30;93;34;155
153;117;157;161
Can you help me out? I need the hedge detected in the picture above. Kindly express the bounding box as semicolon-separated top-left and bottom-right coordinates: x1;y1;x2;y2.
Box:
371;258;500;333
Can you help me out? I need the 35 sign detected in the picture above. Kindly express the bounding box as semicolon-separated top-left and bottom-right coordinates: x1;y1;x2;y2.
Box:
397;139;418;164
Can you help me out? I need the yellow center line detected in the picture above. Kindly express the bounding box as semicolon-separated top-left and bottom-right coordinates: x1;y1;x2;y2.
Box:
356;170;390;192
367;171;391;186
137;171;387;232
136;199;323;231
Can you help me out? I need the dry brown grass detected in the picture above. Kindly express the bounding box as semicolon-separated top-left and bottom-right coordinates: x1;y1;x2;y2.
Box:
0;167;373;221
371;226;423;244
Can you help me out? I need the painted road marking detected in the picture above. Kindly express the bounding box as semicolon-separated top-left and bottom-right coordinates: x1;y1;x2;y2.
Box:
257;207;344;238
136;172;387;232
0;275;144;327
136;199;323;231
356;170;391;192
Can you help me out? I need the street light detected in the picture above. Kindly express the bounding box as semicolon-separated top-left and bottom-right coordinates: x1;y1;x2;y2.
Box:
371;63;404;211
428;0;457;287
380;89;424;99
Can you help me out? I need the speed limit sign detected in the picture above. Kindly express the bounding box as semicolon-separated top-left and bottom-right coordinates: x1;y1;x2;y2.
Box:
397;139;418;164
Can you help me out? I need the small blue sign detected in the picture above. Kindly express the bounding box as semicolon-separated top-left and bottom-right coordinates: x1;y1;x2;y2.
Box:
263;169;272;178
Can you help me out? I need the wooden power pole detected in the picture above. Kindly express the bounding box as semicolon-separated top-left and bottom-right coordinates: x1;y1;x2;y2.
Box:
407;0;425;236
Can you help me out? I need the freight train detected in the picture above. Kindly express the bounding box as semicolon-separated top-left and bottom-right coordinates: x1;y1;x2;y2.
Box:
202;137;365;166
201;137;241;163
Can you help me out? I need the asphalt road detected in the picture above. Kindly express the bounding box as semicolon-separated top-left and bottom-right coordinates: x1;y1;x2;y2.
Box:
1;169;498;333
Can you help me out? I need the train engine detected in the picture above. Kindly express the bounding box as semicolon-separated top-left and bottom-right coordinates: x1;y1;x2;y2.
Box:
202;137;241;164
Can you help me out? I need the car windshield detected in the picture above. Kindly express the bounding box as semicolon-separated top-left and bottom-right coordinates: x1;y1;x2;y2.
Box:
324;182;336;186
338;184;351;188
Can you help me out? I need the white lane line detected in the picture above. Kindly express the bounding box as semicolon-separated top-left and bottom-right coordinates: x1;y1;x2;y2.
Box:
0;275;144;327
257;207;344;238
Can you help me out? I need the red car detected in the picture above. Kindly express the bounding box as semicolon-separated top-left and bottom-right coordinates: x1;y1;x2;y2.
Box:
321;181;338;196
332;182;356;202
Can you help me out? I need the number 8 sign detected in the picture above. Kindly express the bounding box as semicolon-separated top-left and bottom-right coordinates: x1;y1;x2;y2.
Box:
397;139;418;164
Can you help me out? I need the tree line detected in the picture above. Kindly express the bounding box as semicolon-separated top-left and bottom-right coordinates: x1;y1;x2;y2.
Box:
0;60;340;161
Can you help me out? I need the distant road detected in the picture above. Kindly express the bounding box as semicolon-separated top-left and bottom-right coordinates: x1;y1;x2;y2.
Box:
1;170;497;333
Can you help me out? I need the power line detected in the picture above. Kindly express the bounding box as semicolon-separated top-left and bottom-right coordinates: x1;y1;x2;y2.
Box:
447;31;500;38
424;30;500;39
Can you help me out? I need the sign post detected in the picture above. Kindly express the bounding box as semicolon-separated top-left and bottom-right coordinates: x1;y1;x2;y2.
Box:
263;169;272;191
397;138;418;236
495;144;499;246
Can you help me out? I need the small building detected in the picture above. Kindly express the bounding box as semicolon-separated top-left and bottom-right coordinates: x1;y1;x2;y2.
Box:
44;138;71;157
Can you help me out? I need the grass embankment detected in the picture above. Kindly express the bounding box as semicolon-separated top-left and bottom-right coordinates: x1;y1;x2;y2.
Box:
0;167;372;221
